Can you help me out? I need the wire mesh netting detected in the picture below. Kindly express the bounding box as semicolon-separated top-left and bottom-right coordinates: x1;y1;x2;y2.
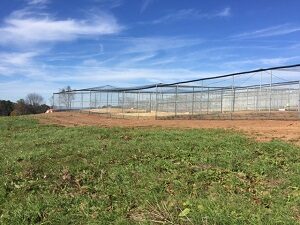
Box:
53;64;300;120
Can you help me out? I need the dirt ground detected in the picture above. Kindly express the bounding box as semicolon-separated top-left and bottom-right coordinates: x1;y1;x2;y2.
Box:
36;112;300;146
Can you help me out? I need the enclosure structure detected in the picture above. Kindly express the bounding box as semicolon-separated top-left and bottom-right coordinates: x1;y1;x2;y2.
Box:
53;64;300;120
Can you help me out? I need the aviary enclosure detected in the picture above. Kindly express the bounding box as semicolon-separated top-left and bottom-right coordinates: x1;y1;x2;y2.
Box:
53;64;300;120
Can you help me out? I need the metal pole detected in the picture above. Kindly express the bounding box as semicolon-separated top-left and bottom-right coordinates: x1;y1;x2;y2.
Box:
207;87;210;114
185;94;188;114
192;87;195;116
233;88;236;112
220;89;223;113
298;81;300;113
137;92;140;119
231;75;235;120
94;91;97;109
67;92;70;110
106;92;109;117
122;91;125;119
58;94;60;110
288;86;290;111
259;71;262;111
155;85;158;119
81;92;83;111
89;91;92;114
59;94;62;110
149;92;152;112
161;92;164;113
200;81;203;114
255;89;258;111
246;87;249;111
99;91;102;109
269;70;273;118
175;85;178;117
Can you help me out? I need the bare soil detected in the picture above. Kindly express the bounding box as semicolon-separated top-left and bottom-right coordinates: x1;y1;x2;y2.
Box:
36;112;300;145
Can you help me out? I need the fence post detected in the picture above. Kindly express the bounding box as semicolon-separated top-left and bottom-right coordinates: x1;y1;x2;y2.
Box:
200;81;203;115
259;71;262;111
106;92;109;117
95;91;97;109
207;87;210;114
246;87;249;110
220;89;223;113
255;88;259;112
67;92;70;110
58;94;60;110
149;92;152;112
231;75;235;120
99;91;102;110
233;88;236;112
137;92;140;119
122;91;125;119
192;87;195;116
288;86;291;110
269;70;273;118
89;91;92;114
298;81;300;113
81;92;83;111
175;85;178;117
161;92;164;113
155;85;158;119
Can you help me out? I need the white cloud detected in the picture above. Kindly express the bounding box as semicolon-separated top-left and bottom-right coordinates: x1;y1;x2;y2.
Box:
0;52;38;66
217;7;231;17
92;0;123;9
120;36;203;53
0;51;42;79
140;0;155;13
26;0;50;5
233;24;300;39
1;52;299;101
223;56;300;68
144;7;231;24
0;10;122;46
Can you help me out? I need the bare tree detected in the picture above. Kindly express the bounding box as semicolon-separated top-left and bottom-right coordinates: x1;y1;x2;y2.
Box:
59;86;75;109
26;93;44;106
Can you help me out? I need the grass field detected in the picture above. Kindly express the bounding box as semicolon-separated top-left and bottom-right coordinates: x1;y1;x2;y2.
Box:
0;116;299;224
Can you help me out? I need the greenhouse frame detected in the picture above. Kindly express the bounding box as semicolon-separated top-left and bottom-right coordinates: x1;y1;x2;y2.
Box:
53;64;300;120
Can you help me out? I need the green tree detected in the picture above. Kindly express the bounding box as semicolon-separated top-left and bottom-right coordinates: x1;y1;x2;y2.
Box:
0;100;14;116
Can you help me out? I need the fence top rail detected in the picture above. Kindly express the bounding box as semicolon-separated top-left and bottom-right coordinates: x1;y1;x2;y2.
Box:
53;64;300;94
53;80;300;95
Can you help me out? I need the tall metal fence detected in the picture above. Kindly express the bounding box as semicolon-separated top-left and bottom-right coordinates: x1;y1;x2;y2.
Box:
53;64;300;120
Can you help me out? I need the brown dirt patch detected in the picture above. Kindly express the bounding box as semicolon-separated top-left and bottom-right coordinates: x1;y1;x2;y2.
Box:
36;112;300;145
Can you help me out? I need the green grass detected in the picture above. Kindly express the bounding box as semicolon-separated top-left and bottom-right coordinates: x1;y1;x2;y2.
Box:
0;116;299;225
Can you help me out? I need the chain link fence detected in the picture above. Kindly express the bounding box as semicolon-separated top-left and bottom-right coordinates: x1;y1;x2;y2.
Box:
53;64;300;120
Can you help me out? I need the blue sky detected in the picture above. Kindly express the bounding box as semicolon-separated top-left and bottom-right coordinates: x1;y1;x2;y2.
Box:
0;0;300;102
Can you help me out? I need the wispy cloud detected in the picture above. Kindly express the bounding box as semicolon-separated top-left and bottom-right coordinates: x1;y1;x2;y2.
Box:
120;36;203;53
26;0;50;5
0;9;122;46
233;24;300;39
140;0;155;13
223;56;300;69
0;52;38;66
92;0;123;9
143;7;231;24
217;7;231;17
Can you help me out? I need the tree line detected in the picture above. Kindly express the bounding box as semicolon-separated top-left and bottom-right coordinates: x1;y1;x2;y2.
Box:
0;93;50;116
